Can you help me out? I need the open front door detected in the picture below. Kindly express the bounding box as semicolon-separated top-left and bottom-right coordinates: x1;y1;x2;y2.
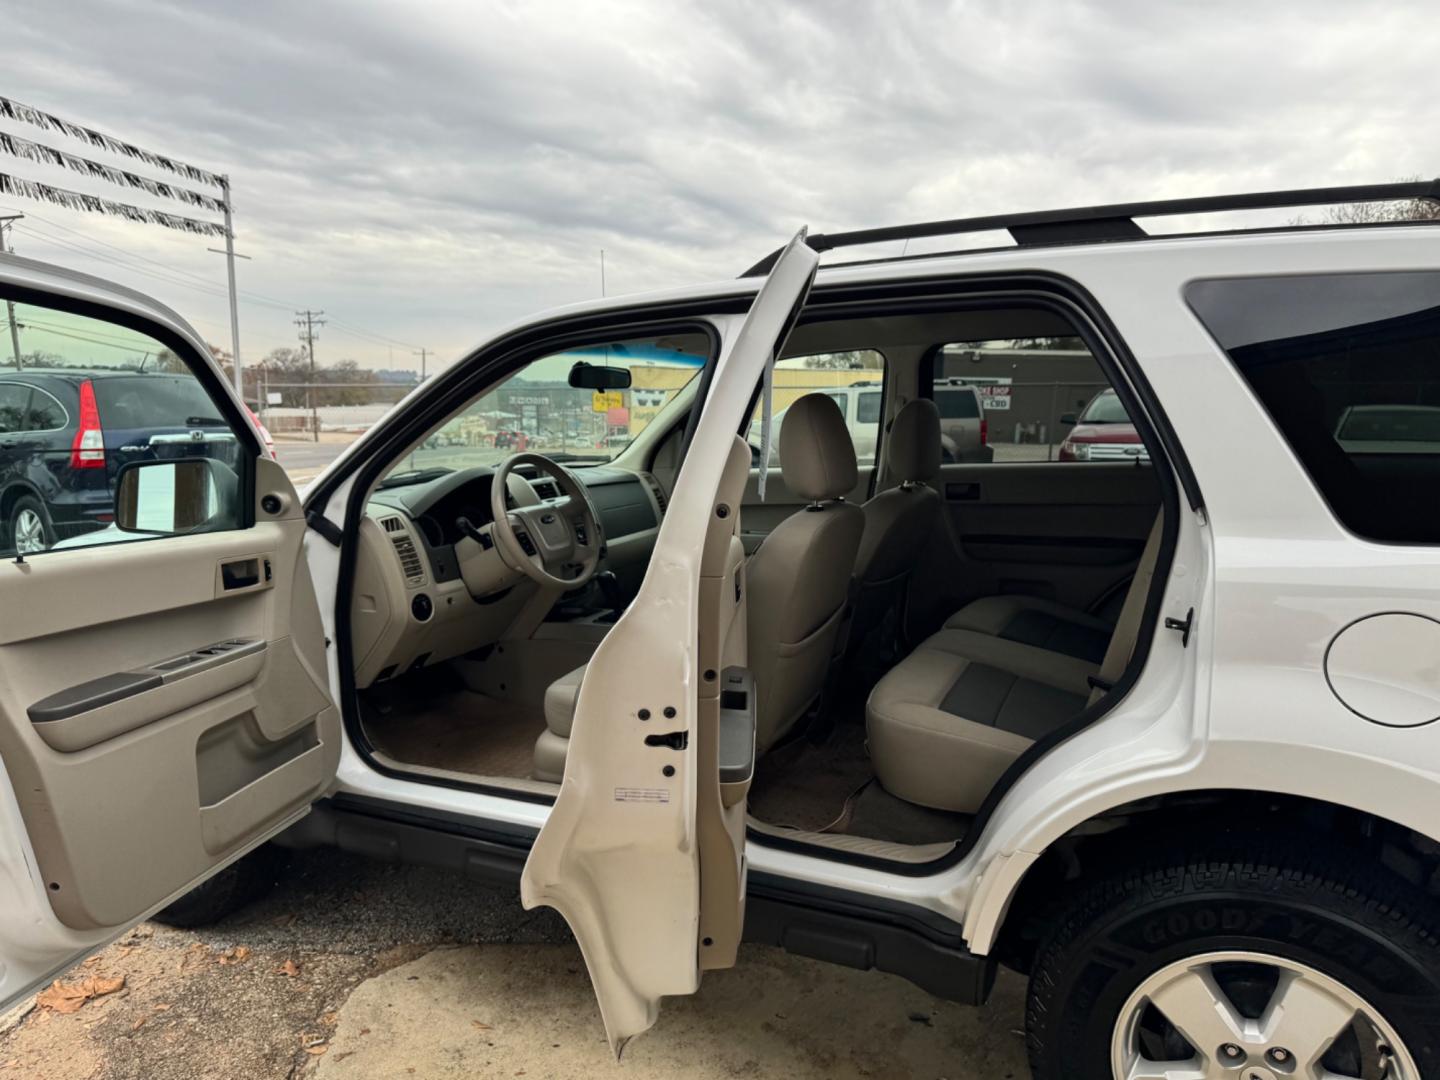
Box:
521;231;818;1053
0;269;337;1010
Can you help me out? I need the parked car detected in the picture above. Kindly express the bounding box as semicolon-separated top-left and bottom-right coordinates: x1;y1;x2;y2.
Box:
7;181;1440;1080
0;369;248;555
749;382;884;463
1057;385;1150;462
932;380;994;462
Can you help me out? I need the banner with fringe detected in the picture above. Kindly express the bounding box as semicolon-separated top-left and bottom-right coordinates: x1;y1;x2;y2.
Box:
0;173;226;237
0;132;227;213
0;94;225;190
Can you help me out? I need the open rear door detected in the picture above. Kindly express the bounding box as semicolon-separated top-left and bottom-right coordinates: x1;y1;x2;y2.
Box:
521;231;818;1053
0;267;337;1009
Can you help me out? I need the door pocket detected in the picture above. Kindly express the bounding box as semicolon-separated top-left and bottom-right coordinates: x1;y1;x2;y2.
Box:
197;737;326;852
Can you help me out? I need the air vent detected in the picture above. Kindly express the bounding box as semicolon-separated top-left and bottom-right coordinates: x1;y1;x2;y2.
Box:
389;532;426;584
533;480;559;501
380;515;405;534
642;473;668;514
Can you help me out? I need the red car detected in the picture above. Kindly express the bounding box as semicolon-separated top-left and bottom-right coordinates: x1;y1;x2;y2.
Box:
1058;387;1149;462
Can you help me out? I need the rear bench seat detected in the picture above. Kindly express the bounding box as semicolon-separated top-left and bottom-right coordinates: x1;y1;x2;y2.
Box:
866;516;1161;813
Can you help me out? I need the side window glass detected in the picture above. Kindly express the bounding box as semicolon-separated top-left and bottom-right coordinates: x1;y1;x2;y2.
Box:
931;337;1144;464
0;300;250;558
1188;272;1440;543
746;349;886;467
0;384;28;434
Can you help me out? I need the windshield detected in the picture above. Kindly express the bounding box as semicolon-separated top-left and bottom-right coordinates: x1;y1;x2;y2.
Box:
1079;389;1131;424
384;332;710;480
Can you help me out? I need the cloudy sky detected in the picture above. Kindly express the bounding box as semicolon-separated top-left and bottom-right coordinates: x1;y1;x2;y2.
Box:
0;0;1434;372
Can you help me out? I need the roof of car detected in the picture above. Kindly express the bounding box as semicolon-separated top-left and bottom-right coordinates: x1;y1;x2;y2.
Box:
741;179;1440;277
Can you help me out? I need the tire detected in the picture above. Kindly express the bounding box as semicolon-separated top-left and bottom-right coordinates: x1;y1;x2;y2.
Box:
1025;838;1440;1080
152;843;290;929
8;494;53;555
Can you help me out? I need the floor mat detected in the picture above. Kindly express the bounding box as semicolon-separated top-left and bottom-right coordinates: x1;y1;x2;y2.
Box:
361;678;545;780
746;717;875;833
844;782;972;846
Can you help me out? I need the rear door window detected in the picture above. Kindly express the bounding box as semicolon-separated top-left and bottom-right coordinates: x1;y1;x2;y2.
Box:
1187;272;1440;543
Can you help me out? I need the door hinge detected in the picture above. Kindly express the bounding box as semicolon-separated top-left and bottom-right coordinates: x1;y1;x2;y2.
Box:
306;510;344;547
1164;607;1194;648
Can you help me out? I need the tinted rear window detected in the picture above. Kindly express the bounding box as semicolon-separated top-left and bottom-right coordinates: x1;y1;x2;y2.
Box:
1187;272;1440;543
93;375;219;430
934;388;979;419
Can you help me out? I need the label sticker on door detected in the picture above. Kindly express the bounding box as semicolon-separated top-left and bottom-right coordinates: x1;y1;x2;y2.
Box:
614;787;670;804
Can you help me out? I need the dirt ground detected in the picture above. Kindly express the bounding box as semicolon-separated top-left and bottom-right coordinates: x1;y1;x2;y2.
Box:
0;848;1030;1080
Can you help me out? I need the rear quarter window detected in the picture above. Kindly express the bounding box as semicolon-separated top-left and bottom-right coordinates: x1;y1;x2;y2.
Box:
1187;272;1440;543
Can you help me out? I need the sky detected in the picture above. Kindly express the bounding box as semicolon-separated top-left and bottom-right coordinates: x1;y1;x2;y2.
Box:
0;0;1435;374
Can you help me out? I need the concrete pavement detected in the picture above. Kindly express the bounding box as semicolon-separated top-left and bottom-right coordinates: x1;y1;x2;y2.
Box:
0;847;1032;1079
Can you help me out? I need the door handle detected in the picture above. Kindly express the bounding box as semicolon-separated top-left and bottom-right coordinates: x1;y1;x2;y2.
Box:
945;481;982;501
220;557;270;590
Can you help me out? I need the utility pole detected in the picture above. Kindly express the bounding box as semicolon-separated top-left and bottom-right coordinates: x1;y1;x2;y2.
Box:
414;348;429;381
0;215;24;369
599;249;606;297
295;309;326;443
205;178;250;398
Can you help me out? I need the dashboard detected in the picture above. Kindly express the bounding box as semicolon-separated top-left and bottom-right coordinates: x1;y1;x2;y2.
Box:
350;463;669;688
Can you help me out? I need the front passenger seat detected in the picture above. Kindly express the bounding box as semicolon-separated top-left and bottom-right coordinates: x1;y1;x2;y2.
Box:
748;394;865;753
851;398;942;640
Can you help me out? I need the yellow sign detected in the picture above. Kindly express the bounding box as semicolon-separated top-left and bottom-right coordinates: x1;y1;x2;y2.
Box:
592;391;623;412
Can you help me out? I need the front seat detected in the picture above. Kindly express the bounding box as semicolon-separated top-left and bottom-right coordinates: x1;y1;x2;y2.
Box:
532;395;865;777
747;393;866;753
850;398;942;641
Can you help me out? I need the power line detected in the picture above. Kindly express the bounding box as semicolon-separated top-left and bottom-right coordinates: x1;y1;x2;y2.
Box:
5;208;424;355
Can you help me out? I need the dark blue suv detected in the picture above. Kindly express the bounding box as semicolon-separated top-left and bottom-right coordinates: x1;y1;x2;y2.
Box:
0;369;245;555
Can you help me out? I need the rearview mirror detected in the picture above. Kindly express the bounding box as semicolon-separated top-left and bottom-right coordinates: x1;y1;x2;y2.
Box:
115;458;234;535
1059;412;1078;426
568;361;632;390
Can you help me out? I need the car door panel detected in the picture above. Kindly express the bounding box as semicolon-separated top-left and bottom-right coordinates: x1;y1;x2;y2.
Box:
521;231;818;1053
0;458;336;932
912;461;1160;629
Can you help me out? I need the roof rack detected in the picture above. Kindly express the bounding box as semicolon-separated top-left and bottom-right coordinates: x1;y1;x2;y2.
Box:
740;179;1440;277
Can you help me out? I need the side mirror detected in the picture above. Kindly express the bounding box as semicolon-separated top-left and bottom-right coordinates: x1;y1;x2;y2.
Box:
1059;413;1078;426
568;362;631;390
115;458;233;535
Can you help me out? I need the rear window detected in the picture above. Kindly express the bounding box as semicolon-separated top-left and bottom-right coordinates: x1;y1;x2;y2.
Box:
1187;272;1440;543
93;375;219;431
934;388;979;419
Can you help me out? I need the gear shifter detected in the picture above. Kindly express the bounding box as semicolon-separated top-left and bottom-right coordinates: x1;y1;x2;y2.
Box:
594;570;623;617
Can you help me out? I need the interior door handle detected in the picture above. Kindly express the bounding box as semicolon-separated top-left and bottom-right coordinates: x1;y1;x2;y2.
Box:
220;558;270;590
945;481;982;501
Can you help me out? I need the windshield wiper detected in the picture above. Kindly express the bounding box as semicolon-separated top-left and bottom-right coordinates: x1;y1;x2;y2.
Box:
378;467;453;489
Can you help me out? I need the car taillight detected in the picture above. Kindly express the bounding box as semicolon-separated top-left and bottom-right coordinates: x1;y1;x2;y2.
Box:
979;418;988;445
70;379;105;469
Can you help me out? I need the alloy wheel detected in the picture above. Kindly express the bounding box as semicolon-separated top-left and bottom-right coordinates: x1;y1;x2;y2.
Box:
1110;950;1416;1079
13;507;48;554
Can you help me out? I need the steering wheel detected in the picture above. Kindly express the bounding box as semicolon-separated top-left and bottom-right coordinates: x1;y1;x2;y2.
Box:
489;453;603;589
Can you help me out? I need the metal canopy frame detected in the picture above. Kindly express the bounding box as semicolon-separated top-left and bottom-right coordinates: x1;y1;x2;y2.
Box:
741;179;1440;277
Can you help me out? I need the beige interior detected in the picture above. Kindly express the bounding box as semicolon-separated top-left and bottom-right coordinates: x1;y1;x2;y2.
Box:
866;515;1164;813
351;305;1168;855
0;457;337;930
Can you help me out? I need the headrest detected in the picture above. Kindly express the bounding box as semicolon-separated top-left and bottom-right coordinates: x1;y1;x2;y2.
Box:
886;398;941;483
778;393;858;501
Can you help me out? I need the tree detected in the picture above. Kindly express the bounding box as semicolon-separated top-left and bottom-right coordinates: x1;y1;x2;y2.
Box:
1295;178;1440;225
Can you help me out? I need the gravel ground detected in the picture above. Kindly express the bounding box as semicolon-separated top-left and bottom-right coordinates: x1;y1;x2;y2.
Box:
0;847;1030;1079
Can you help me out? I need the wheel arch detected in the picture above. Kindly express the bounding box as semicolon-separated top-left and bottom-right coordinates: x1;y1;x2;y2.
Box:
973;785;1440;970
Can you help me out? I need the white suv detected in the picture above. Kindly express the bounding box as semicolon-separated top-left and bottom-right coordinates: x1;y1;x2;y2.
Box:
3;181;1440;1080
